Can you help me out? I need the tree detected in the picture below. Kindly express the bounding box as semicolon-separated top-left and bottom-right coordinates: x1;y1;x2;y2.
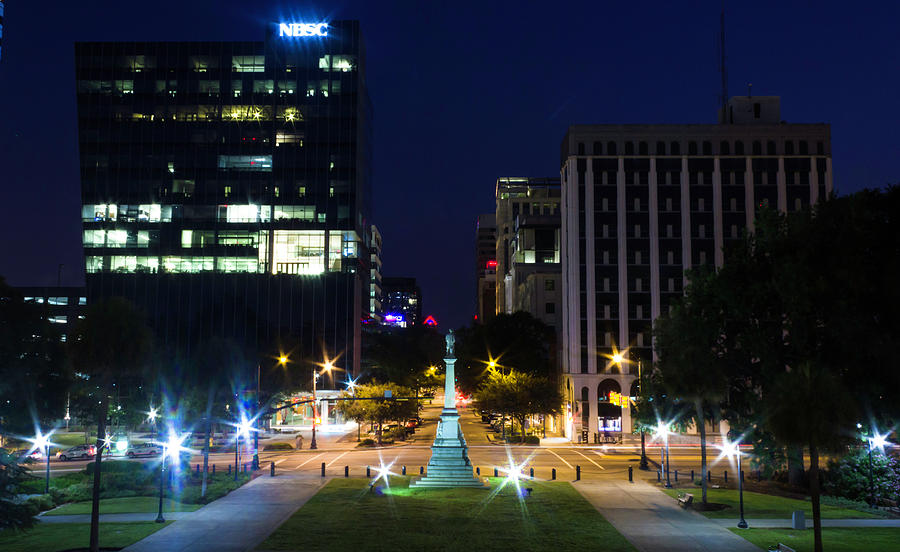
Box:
455;312;556;395
0;449;36;531
335;382;418;445
69;298;151;552
363;325;444;389
654;268;732;505
474;370;562;442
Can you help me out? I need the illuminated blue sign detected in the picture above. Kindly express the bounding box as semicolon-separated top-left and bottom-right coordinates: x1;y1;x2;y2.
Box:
279;23;329;37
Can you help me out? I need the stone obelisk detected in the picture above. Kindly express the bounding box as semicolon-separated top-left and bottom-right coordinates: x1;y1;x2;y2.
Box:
412;330;485;488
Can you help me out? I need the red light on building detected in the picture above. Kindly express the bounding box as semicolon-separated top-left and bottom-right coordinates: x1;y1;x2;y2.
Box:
486;260;497;269
423;315;437;326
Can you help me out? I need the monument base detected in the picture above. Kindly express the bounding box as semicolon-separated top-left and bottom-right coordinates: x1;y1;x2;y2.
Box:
411;412;486;488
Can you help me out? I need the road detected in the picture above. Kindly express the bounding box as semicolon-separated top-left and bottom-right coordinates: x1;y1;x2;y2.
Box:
30;398;738;482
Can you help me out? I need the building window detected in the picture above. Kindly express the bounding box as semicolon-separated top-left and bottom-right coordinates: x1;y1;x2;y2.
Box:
545;302;556;314
720;141;730;155
735;141;744;155
639;141;648;155
607;142;617;155
218;155;272;171
767;141;776;155
753;102;761;119
753;141;762;155
593;141;602;155
544;279;555;291
785;141;794;155
232;55;265;72
577;142;585;155
702;141;712;155
48;297;68;306
79;297;87;305
656;141;666;155
688;141;698;155
625;142;634;155
671;142;680;155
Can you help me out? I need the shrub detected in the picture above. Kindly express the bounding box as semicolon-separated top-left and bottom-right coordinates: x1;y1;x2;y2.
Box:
523;435;541;445
25;495;56;513
359;439;375;447
263;442;294;451
824;449;900;505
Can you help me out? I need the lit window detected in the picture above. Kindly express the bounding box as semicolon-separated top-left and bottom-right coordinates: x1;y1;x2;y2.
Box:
162;257;214;273
273;206;315;221
48;297;68;306
78;297;87;305
49;316;67;324
271;231;326;275
232;55;265;73
218;155;272;171
216;257;260;273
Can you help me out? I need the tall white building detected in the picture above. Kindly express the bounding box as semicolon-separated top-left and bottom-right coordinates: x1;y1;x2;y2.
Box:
559;96;832;441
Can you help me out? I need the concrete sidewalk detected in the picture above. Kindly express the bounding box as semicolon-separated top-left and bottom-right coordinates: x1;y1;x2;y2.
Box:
574;479;762;551
123;473;328;552
712;518;900;529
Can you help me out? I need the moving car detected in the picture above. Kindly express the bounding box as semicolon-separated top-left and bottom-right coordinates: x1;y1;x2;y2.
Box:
57;444;96;461
125;442;163;458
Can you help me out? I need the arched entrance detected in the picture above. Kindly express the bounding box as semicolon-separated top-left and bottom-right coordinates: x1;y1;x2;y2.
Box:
597;379;622;434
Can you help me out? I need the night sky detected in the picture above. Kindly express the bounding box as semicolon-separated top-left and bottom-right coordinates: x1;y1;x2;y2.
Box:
0;1;897;330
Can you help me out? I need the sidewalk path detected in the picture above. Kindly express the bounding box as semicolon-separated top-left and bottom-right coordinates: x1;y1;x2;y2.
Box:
712;518;900;529
574;479;762;551
123;473;327;552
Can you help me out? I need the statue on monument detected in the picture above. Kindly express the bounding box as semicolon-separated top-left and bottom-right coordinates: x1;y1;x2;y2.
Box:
445;330;456;358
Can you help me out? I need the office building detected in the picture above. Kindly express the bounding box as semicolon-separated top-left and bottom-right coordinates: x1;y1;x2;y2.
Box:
0;1;5;62
474;213;496;323
75;21;372;379
16;286;88;344
381;277;421;327
494;178;561;332
368;225;383;322
560;96;832;441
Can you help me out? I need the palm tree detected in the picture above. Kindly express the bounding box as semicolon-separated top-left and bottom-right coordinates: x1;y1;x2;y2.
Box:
69;298;151;552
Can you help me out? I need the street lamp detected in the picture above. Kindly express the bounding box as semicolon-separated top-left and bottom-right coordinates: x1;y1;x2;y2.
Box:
309;358;337;450
158;429;189;523
719;438;748;528
654;421;672;488
862;426;891;507
611;352;649;470
28;430;55;495
234;414;253;481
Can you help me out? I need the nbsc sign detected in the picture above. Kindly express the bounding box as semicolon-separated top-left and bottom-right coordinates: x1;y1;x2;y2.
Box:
279;23;329;37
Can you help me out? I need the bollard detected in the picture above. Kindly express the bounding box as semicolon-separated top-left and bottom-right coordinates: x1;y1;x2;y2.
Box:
708;470;712;482
475;467;480;476
675;470;678;483
552;468;556;480
227;464;231;476
402;466;407;476
367;466;371;478
345;466;349;478
691;469;694;481
657;470;661;482
196;464;200;476
741;470;744;482
576;465;581;481
270;461;275;477
494;467;499;477
213;464;216;475
420;466;424;475
628;466;633;482
724;470;728;483
529;467;534;480
321;462;325;477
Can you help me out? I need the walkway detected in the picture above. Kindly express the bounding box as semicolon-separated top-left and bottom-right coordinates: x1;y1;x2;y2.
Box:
574;479;762;551
122;473;327;552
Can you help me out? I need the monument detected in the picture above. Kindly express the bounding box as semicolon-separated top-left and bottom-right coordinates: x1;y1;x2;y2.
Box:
411;330;486;488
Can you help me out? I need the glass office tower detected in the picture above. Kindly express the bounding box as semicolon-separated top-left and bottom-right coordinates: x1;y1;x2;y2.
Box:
75;21;371;377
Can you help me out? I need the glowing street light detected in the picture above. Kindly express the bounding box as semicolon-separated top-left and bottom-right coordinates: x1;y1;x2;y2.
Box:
278;355;288;365
861;426;892;507
147;407;158;423
717;438;748;529
653;420;672;488
369;459;398;489
156;428;191;524
27;429;56;494
311;356;338;450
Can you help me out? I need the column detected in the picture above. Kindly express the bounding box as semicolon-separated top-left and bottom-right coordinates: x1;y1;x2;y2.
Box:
825;157;834;196
712;157;724;268
585;160;597;374
809;156;819;205
744;157;754;233
777;156;787;213
616;157;628;350
680;157;691;285
648;158;661;322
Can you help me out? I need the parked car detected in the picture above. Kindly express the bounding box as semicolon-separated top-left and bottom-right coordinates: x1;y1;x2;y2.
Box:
57;444;96;461
405;419;418;430
125;442;163;458
14;449;43;461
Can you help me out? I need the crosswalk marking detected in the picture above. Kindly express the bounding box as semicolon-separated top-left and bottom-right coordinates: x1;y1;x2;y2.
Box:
293;452;325;469
326;451;349;467
546;449;574;469
572;449;605;469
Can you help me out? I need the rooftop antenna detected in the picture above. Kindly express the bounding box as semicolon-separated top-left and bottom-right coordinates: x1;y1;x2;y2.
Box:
719;5;728;124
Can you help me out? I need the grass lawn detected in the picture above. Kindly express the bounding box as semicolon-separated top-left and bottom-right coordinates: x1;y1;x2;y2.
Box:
0;522;171;552
258;477;636;552
44;496;201;515
662;488;879;519
730;527;900;552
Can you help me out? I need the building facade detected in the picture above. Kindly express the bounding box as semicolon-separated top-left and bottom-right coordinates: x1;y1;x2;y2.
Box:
474;213;496;323
381;277;421;327
368;224;383;322
16;286;88;344
75;21;372;377
0;1;5;62
495;178;562;332
560;96;832;441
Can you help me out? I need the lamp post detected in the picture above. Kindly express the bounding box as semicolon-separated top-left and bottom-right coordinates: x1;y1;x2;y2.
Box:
863;429;890;507
156;443;166;523
310;359;334;451
31;431;53;495
637;359;649;470
720;439;748;529
656;421;672;488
